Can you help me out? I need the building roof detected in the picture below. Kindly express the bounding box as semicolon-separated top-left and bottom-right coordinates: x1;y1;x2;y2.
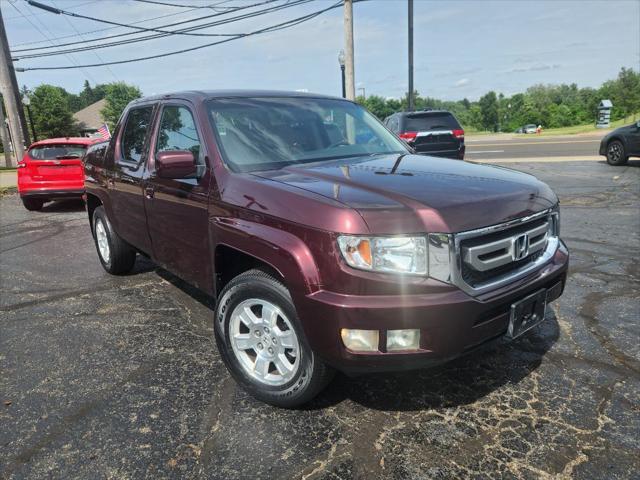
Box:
599;99;613;108
73;98;106;130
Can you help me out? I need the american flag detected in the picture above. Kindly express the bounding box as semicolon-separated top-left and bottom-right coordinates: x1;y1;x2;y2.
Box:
97;123;111;140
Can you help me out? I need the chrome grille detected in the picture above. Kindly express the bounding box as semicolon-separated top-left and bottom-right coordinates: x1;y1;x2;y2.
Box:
449;209;559;296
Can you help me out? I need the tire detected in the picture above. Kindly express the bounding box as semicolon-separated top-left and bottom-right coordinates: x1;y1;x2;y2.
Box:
92;206;137;275
606;139;628;166
214;269;334;408
22;198;44;211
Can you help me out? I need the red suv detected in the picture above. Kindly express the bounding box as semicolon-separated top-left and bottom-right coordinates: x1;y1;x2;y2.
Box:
17;137;102;211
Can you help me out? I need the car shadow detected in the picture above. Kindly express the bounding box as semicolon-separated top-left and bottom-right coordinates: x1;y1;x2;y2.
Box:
41;199;86;212
597;159;640;168
305;313;560;412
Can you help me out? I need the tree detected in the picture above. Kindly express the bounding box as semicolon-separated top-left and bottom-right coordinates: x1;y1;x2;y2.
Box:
100;82;142;129
613;67;640;119
30;84;76;138
478;91;499;131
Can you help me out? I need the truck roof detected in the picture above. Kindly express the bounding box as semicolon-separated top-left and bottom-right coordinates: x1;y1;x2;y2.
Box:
128;89;345;105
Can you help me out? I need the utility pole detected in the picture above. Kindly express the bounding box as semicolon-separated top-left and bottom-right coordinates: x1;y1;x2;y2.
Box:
0;6;30;166
407;0;414;111
343;0;355;101
0;97;13;167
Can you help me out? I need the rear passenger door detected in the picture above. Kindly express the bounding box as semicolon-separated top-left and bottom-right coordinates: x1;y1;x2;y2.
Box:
110;104;156;254
143;102;213;292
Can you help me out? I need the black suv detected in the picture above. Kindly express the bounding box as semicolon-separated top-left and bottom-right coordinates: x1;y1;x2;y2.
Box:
384;109;465;159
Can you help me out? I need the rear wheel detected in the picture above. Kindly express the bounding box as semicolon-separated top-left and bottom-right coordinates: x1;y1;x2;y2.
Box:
92;206;136;275
214;269;334;408
22;198;44;211
606;140;628;166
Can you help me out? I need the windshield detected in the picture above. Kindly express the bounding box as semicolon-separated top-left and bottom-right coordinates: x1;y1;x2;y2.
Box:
207;97;408;172
29;144;87;160
404;112;461;132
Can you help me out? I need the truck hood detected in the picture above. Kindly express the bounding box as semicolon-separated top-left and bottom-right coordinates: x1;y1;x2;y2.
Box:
253;154;557;233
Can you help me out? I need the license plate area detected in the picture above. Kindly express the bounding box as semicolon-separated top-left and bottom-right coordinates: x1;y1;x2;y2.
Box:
507;289;547;339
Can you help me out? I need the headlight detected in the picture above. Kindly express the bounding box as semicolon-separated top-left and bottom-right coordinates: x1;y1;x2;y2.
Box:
337;235;427;274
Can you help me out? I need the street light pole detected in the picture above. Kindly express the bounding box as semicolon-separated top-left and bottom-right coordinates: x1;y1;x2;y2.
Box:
22;95;36;142
407;0;414;111
338;50;346;99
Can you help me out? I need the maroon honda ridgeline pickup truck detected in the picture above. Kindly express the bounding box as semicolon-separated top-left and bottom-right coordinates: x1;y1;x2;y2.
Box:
84;91;568;407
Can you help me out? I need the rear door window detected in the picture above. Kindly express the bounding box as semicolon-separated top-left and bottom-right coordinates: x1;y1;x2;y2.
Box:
404;113;461;132
121;106;154;164
29;144;86;160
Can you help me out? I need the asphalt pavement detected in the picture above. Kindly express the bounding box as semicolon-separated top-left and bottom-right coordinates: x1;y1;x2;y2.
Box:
1;158;639;479
466;133;603;162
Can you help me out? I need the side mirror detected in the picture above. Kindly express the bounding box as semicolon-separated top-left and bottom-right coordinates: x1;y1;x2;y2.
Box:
156;150;196;179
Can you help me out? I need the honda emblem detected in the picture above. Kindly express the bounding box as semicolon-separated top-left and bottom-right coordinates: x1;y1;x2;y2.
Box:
513;233;530;261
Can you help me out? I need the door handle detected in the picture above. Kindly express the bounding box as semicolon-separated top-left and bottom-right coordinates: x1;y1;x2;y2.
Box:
145;186;154;199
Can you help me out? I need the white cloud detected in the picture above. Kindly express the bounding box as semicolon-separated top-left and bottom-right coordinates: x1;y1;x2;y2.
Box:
454;78;470;87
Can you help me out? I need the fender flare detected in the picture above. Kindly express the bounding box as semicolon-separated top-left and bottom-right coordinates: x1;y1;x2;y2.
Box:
211;217;321;296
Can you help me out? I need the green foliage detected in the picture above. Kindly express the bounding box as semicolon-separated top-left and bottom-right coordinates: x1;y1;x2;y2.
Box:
29;85;76;138
100;82;143;129
356;67;640;132
479;91;499;131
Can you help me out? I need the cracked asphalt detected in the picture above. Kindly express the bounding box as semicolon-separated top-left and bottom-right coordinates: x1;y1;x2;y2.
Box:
1;159;639;479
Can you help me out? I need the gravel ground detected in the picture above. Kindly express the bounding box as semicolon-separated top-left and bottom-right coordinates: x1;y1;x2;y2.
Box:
1;159;638;479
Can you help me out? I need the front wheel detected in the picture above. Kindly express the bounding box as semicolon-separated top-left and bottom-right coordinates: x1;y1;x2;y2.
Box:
92;206;137;275
606;140;628;166
214;269;334;408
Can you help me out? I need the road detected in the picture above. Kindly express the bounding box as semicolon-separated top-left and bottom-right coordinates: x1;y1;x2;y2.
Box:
1;159;639;479
466;133;603;162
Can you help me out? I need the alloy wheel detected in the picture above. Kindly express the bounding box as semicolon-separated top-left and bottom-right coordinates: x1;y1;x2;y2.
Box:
608;142;622;162
95;218;111;264
229;298;300;386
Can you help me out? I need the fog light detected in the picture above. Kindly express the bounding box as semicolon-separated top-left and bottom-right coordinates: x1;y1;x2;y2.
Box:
386;329;420;351
341;329;379;352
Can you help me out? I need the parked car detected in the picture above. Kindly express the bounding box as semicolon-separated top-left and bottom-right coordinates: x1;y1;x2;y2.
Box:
17;136;104;211
514;127;524;134
383;109;465;159
599;120;640;166
84;91;568;407
523;124;538;134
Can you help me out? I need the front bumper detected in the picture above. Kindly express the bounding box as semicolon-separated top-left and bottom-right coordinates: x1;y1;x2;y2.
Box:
296;241;568;374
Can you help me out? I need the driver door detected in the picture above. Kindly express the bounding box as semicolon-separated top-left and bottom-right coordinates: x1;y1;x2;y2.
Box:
143;101;214;292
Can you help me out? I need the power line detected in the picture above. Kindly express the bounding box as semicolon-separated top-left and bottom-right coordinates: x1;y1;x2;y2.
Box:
3;0;99;21
7;0;98;82
23;0;285;38
15;0;347;71
131;0;235;9
50;0;119;81
12;0;314;59
11;5;203;47
13;0;285;53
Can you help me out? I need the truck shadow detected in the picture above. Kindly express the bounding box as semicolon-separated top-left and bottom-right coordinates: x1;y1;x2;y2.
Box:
307;314;560;412
41;199;86;213
146;261;559;413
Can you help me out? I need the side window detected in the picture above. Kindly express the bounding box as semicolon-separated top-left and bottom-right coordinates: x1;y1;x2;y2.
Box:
156;105;203;166
121;106;153;163
391;116;400;133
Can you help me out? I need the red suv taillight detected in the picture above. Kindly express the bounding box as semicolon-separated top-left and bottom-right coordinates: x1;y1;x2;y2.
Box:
399;131;417;143
452;129;464;139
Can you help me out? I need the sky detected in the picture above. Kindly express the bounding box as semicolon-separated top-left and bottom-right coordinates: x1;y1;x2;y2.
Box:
4;0;640;101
